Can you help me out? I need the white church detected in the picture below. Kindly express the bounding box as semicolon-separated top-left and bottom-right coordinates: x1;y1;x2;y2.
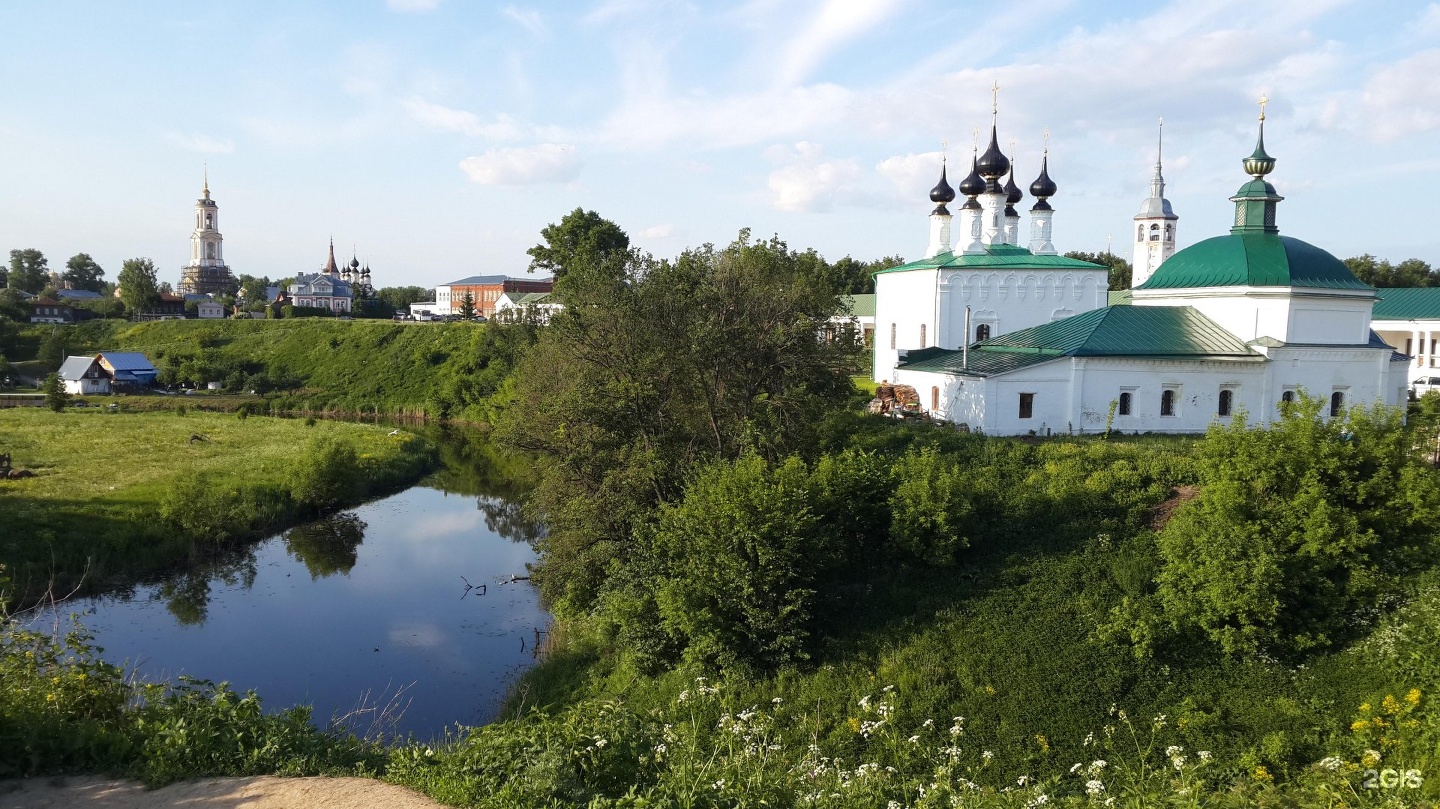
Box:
876;102;1409;435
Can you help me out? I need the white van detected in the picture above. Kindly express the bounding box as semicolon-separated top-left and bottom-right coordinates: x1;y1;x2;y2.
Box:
1411;375;1440;399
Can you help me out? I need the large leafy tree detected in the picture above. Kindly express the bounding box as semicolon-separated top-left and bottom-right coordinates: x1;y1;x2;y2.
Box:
116;257;161;315
497;222;859;615
828;254;905;295
1065;250;1132;290
7;249;49;293
375;286;432;311
526;207;630;283
1344;254;1439;287
62;253;106;293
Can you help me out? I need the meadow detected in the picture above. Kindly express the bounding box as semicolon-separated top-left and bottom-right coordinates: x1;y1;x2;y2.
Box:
0;408;434;606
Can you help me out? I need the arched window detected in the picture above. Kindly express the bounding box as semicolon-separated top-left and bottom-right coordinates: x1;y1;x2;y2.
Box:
920;324;926;347
890;323;896;349
205;214;213;229
1160;389;1176;416
1137;225;1144;241
206;243;215;259
931;386;939;411
1281;390;1295;404
1149;223;1161;242
1118;391;1132;416
1330;391;1345;417
1218;388;1233;417
976;323;991;341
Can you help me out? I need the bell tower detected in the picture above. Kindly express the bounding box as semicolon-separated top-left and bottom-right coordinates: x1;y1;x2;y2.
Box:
1131;118;1178;288
177;170;237;295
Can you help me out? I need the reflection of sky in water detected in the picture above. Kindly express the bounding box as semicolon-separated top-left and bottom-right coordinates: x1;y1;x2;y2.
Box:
29;486;548;742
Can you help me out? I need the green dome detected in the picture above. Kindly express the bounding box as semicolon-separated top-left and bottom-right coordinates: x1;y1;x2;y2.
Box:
1136;232;1370;291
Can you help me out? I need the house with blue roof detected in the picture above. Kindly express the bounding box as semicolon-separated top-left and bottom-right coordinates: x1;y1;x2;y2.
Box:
883;106;1407;435
97;352;158;388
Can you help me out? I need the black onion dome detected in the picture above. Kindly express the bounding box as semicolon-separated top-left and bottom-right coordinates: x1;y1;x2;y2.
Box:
958;155;986;197
1030;154;1056;198
1003;168;1022;205
975;124;1010;179
929;164;956;204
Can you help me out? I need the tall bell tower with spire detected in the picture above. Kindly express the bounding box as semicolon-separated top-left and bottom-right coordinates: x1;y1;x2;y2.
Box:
177;170;237;295
1131;118;1178;288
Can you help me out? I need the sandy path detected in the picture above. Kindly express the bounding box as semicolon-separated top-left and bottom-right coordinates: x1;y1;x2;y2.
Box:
0;775;449;809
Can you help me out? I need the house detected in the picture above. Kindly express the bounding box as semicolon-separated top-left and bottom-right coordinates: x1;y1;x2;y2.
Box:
287;241;356;313
882;107;1406;434
832;294;875;345
436;275;554;318
58;355;111;395
196;300;225;319
1370;289;1440;386
98;352;158;388
57;289;103;302
29;298;92;324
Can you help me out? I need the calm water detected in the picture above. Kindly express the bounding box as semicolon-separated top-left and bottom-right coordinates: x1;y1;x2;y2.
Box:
26;484;549;741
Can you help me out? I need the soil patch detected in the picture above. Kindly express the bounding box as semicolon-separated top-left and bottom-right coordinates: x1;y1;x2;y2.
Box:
1149;484;1200;531
0;775;446;809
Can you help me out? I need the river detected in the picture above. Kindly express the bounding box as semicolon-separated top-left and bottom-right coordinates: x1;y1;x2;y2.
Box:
24;456;549;742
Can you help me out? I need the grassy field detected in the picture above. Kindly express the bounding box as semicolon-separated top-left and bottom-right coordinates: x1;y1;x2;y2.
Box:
0;408;434;606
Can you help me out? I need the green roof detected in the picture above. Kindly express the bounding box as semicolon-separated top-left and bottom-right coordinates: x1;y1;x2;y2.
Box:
1371;288;1440;321
1137;233;1371;291
841;293;875;318
896;305;1261;377
510;291;552;304
1107;289;1133;306
874;244;1107;276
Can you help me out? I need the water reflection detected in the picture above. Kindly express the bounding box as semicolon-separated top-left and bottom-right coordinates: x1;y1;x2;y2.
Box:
285;513;368;579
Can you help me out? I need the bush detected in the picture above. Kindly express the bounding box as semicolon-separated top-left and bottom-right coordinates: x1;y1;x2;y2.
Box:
159;474;293;543
888;446;973;566
288;437;362;513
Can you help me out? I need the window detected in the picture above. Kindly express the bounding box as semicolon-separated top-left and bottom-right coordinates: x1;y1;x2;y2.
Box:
1218;388;1234;417
920;324;927;347
1160;388;1176;416
1330;390;1345;417
1117;391;1132;416
1281;389;1296;404
890;323;896;349
1018;393;1034;419
1149;223;1160;242
931;386;939;411
976;323;991;341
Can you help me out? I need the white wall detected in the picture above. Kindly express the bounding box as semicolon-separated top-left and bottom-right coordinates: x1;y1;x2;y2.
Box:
1135;287;1374;345
873;270;938;382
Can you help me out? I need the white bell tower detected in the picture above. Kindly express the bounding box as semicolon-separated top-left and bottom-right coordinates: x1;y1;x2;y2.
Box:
177;170;235;295
1131;118;1178;288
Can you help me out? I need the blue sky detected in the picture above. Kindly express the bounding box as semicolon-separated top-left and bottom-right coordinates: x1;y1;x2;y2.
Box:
2;0;1438;290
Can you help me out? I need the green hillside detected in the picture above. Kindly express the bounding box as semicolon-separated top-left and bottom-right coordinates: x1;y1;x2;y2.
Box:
19;319;533;423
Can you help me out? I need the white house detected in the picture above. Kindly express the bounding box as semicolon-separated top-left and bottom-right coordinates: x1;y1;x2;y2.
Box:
1370;288;1440;386
886;108;1408;435
58;355;110;395
196;300;225;319
493;290;561;323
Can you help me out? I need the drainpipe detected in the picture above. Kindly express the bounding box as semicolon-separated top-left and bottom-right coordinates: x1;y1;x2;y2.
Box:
964;306;971;370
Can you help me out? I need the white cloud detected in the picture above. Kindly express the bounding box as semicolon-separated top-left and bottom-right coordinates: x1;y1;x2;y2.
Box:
876;150;944;200
459;143;581;185
1362;49;1440;141
776;0;906;86
598;83;853;151
766;141;864;212
637;224;674;239
501;5;546;36
401;97;523;140
163;133;235;154
386;0;440;12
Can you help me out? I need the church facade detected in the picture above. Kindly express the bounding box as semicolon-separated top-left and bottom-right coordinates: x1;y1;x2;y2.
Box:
288;240;373;313
883;105;1408;435
177;173;237;296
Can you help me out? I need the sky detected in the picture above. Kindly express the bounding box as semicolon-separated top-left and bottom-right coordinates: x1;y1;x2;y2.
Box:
2;0;1438;291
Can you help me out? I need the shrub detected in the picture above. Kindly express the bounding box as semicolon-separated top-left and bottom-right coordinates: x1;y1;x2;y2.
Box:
159;474;293;543
288;437;362;513
41;373;67;412
888;446;973;566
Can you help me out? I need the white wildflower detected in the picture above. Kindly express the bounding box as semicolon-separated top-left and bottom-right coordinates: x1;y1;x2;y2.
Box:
1319;756;1343;771
1086;779;1106;796
594;738;607;748
1198;750;1212;762
983;750;994;762
1070;762;1083;774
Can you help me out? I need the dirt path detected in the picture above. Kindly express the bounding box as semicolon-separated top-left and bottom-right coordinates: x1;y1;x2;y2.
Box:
0;775;449;809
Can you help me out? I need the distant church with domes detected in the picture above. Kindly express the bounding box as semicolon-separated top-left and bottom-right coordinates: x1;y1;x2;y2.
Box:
876;96;1408;435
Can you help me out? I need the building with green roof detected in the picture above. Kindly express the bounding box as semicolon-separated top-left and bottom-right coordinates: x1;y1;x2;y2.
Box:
886;108;1408;435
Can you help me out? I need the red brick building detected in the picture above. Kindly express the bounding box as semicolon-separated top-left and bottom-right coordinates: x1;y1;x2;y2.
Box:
436;275;554;318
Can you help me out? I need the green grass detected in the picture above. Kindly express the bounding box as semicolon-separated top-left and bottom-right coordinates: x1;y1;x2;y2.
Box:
0;408;434;606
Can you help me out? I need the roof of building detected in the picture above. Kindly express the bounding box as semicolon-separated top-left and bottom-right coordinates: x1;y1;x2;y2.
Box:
897;305;1262;377
292;273;353;296
57;289;102;300
58;355;101;381
442;275;511;286
875;244;1107;277
1136;233;1371;292
507;291;553;305
1371;288;1440;321
842;293;875;318
30;298;64;306
98;352;156;372
1107;289;1133;306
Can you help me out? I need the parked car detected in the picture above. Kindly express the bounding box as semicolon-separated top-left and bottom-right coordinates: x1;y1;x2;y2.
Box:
1412;375;1440;399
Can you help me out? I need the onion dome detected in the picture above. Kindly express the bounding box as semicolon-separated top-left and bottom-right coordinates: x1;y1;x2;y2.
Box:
1030;153;1056;211
929;163;956;213
1243;120;1276;178
958;153;986;197
1003;167;1022;205
975;124;1010;186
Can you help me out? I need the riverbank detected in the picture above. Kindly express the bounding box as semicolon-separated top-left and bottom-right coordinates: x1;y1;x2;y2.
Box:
0;775;445;809
0;409;435;607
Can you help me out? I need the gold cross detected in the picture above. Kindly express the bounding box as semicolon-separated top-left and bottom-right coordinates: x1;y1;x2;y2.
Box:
991;80;999;115
1258;94;1269;121
972;126;979;151
1043;128;1050;153
941;137;948;163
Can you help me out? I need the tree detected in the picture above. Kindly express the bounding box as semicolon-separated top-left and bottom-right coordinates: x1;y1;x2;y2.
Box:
829;255;905;295
458;291;476;319
0;290;26;323
527;207;631;284
37;332;66;371
116;257;160;316
1344;254;1439;287
375;285;432;311
62;253;105;292
7;249;48;293
42;373;68;412
235;274;272;312
1065;250;1132;290
497;224;860;615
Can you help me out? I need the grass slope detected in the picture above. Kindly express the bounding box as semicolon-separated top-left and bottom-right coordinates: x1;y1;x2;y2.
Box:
0;409;433;605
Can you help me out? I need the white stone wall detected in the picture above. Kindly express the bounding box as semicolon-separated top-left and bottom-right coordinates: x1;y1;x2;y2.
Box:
873;270;938;382
1134;287;1375;345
